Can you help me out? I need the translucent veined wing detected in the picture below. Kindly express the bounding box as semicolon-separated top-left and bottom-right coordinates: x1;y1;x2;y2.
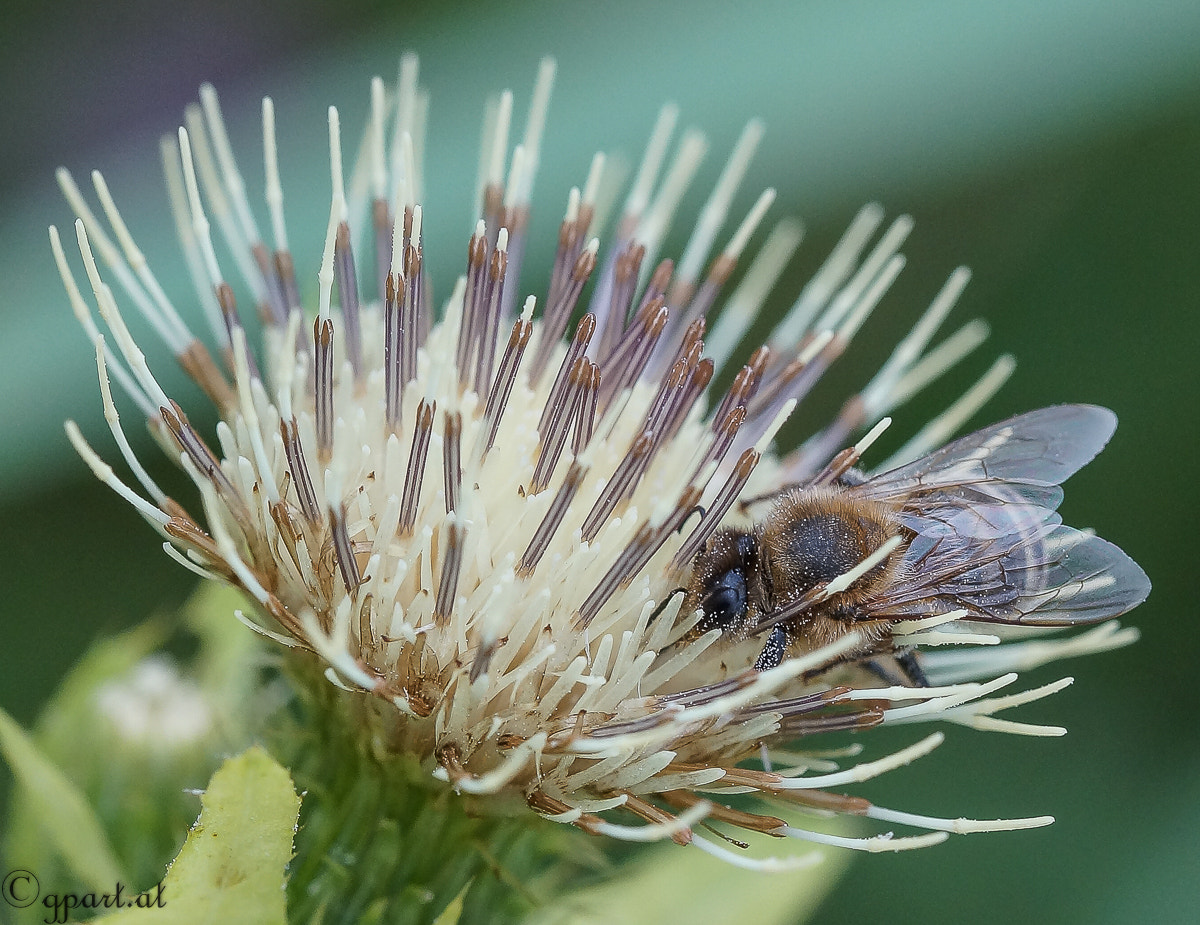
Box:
893;497;1061;542
859;405;1118;511
861;522;1150;626
856;404;1118;539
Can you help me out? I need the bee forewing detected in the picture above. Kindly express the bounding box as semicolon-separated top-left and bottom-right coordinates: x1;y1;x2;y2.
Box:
897;499;1061;541
864;404;1118;503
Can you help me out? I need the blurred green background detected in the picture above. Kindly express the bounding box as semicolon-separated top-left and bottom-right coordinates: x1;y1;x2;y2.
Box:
1;0;1197;922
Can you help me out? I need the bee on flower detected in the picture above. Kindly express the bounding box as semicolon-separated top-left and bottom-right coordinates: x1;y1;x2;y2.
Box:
55;52;1148;878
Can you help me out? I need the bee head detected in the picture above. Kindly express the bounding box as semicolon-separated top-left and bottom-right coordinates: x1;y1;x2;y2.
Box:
683;528;759;638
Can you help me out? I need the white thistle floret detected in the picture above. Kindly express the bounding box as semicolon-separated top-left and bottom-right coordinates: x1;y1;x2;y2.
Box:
54;55;1136;860
94;656;214;750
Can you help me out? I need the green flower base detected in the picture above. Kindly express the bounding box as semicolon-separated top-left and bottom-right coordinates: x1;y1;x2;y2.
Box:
275;660;602;925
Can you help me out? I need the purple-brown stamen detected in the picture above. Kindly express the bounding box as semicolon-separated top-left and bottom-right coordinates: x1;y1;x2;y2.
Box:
442;411;462;515
334;221;363;381
481;316;533;457
397;398;435;537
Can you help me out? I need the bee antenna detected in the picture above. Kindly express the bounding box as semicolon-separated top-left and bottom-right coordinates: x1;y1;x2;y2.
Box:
679;502;706;533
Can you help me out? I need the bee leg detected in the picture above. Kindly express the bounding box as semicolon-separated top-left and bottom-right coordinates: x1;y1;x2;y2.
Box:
864;650;930;687
895;649;930;687
753;625;788;671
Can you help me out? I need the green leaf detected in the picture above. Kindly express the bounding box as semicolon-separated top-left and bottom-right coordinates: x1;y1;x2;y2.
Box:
0;705;125;891
87;746;300;925
432;884;469;925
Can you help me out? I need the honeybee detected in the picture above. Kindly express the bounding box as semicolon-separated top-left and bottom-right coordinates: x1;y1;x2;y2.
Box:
682;404;1150;680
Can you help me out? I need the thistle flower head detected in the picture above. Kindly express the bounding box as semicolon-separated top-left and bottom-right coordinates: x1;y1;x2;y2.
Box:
55;54;1148;867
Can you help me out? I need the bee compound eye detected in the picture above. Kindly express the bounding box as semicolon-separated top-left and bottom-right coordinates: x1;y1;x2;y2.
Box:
702;569;748;629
